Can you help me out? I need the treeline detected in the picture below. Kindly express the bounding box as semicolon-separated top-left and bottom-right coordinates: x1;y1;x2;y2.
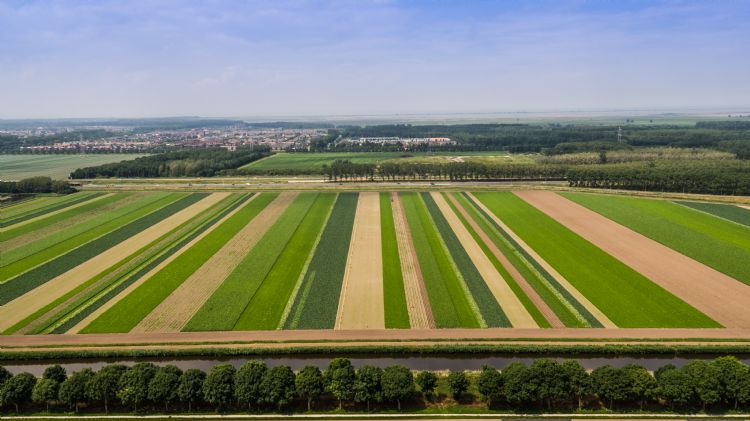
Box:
2;357;750;414
69;146;271;178
0;177;74;194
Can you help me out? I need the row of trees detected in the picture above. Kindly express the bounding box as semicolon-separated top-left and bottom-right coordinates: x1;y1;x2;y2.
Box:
322;160;567;181
0;176;74;194
2;357;750;414
69;146;271;178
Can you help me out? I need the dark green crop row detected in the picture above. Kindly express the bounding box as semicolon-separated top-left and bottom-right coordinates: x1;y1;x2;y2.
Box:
0;192;100;228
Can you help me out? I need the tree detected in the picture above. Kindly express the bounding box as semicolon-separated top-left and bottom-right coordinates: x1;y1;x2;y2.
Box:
657;367;694;409
0;367;11;387
590;366;630;409
354;365;382;411
259;365;296;411
381;365;414;411
502;362;534;406
622;364;657;410
42;365;67;383
32;378;59;412
529;359;569;410
87;364;127;414
148;365;182;411
683;360;721;410
477;366;503;408
1;372;36;413
117;363;157;412
415;371;438;398
177;369;205;412
58;368;93;413
447;371;469;401
712;356;750;409
295;365;324;411
202;364;236;411
654;364;677;381
324;358;355;409
234;360;267;410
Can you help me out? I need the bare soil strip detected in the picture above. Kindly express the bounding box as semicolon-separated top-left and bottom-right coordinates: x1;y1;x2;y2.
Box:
0;193;112;232
738;204;750;211
391;193;434;329
445;193;564;328
3;327;750;350
0;193;230;332
335;193;385;330
133;193;297;333
517;190;750;328
66;193;247;334
430;192;537;328
466;193;616;328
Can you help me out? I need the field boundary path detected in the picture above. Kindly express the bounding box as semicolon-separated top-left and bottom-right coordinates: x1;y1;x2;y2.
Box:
335;192;385;330
391;192;434;329
133;192;297;333
65;193;241;334
516;190;750;328
466;193;616;328
0;193;230;332
445;193;564;328
430;192;537;328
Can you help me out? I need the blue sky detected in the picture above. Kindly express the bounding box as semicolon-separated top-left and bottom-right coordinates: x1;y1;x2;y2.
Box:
1;0;749;118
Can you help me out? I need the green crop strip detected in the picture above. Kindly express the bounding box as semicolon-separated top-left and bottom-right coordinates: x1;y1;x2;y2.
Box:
0;196;60;219
675;201;750;228
42;193;249;334
0;192;174;281
474;192;719;328
0;192;100;228
457;193;592;328
284;192;358;329
380;193;410;329
400;192;479;329
443;193;548;328
421;192;509;327
81;193;266;333
563;193;750;287
234;193;336;330
0;193;204;305
1;193;123;242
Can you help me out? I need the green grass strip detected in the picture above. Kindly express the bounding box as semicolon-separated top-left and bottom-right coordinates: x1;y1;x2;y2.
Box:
0;196;56;217
0;193;203;305
184;192;324;332
563;193;750;287
1;193;120;241
284;193;358;329
0;193;98;226
675;200;750;228
474;192;719;328
0;193;173;280
400;192;480;329
456;192;591;328
45;193;249;334
380;193;410;329
444;193;549;328
234;193;337;330
421;192;509;327
80;193;268;333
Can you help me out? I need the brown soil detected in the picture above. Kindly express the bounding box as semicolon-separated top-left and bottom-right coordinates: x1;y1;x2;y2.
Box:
335;192;385;330
445;193;564;328
430;192;537;328
0;193;231;332
466;193;616;328
391;192;435;329
738;204;750;211
515;190;750;328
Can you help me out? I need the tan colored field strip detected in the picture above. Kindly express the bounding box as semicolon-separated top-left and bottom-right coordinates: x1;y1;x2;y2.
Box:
466;192;617;328
738;204;750;211
516;190;750;328
0;193;114;232
66;193;247;334
391;192;434;329
0;193;230;332
335;192;385;330
430;192;537;328
133;192;297;333
445;193;564;328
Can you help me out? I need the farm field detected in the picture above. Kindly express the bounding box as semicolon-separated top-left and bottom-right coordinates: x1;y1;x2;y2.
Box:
2;188;750;338
0;154;146;180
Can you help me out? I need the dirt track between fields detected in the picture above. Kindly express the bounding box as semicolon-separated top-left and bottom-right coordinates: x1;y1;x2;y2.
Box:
431;192;537;328
133;192;296;333
515;191;750;328
336;192;385;330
